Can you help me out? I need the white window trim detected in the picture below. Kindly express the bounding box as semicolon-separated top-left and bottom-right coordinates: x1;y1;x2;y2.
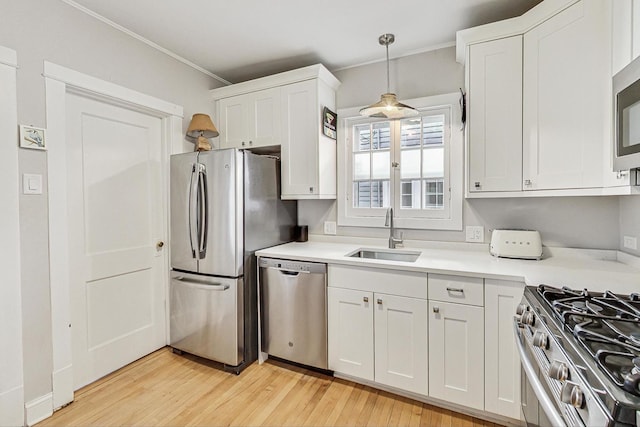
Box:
337;92;463;231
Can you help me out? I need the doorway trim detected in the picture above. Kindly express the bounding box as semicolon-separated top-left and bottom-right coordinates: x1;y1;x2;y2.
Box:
44;61;183;409
0;45;25;427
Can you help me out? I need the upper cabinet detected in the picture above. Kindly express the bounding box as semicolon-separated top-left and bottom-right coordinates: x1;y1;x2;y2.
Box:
459;0;635;197
522;1;610;191
612;0;640;75
211;64;341;200
217;88;281;149
467;36;523;193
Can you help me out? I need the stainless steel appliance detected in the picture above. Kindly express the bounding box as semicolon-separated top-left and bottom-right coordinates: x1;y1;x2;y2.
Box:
614;54;640;174
170;149;297;373
259;258;328;370
515;285;640;426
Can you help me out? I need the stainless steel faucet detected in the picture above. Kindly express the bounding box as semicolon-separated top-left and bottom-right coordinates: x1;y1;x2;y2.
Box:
384;208;403;249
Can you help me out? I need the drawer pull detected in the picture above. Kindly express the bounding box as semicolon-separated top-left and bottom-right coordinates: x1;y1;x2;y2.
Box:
377;298;383;305
433;306;440;313
363;296;369;303
446;287;465;293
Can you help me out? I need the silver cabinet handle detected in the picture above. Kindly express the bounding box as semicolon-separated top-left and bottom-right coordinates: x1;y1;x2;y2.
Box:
363;296;369;303
524;179;532;186
249;140;253;145
446;287;464;293
474;181;481;189
377;298;383;305
433;306;440;313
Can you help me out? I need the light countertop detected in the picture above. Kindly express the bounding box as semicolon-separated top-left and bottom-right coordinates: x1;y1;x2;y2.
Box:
255;236;640;294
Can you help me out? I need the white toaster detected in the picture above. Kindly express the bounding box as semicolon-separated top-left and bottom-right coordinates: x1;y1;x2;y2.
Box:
489;229;543;260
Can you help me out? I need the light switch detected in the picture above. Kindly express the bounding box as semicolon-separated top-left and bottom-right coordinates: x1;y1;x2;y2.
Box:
23;174;42;195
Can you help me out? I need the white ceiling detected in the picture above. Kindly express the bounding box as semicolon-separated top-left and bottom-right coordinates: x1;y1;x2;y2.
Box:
66;0;541;84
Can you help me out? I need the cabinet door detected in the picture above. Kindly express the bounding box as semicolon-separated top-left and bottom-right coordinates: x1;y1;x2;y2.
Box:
327;287;374;381
217;95;249;149
468;36;523;192
248;87;281;148
484;280;524;420
429;301;484;410
523;0;610;190
374;293;428;395
281;79;319;197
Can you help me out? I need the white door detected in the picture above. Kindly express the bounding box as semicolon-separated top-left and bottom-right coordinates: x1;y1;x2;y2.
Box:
429;301;484;410
327;287;374;381
374;293;428;395
66;93;167;389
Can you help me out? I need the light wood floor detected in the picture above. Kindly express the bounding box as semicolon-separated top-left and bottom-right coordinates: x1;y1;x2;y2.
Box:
38;347;504;427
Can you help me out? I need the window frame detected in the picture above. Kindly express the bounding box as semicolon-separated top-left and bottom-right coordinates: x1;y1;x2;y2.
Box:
337;92;463;231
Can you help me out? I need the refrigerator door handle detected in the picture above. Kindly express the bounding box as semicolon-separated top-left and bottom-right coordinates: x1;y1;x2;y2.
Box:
188;163;199;259
197;164;208;259
173;276;230;291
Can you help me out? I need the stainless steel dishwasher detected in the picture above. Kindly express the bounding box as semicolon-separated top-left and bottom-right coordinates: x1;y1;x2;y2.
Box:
259;258;328;370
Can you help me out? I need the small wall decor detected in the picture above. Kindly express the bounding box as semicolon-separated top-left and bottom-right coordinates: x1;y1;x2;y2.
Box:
322;107;337;140
19;125;46;150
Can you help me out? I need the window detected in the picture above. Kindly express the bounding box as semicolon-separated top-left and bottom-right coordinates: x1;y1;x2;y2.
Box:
338;93;463;230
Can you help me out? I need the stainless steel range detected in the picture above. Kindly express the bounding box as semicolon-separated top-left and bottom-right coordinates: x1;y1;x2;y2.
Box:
514;285;640;427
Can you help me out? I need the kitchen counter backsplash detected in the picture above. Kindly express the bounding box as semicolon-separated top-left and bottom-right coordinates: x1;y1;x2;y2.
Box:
255;234;640;295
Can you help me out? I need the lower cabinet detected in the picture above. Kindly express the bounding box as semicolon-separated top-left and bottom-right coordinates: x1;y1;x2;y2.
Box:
484;279;525;419
328;286;428;395
327;287;374;381
327;265;525;422
374;293;428;394
428;300;485;410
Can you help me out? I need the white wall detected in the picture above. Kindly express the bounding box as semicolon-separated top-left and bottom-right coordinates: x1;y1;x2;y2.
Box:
0;0;223;413
619;195;640;256
299;46;622;250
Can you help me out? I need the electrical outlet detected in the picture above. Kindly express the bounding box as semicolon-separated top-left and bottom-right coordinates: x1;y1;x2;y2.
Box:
623;235;638;250
465;226;484;243
324;221;337;235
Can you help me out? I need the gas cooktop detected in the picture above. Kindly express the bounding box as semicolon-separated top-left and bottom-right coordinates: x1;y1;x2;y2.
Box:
537;285;640;398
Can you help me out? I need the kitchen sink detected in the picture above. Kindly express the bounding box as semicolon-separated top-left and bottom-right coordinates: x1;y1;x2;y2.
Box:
346;248;421;262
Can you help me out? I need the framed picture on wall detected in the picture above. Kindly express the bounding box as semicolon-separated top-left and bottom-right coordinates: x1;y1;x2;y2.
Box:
19;125;46;150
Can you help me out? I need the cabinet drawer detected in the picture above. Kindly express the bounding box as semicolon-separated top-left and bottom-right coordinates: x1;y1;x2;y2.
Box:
329;265;427;299
428;274;483;306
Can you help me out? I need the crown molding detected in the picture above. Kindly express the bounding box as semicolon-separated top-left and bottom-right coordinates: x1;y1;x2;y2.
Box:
60;0;231;85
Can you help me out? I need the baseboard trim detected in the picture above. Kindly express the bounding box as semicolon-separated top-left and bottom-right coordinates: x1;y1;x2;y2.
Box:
52;364;74;410
25;393;53;426
0;384;25;427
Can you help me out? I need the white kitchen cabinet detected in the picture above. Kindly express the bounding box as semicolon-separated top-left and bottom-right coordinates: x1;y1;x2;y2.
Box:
211;64;340;200
217;87;281;149
280;78;337;199
522;0;611;191
328;265;428;395
327;287;374;381
468;36;523;193
428;299;484;410
484;279;524;420
612;0;640;75
460;0;635;197
427;273;484;408
374;293;428;395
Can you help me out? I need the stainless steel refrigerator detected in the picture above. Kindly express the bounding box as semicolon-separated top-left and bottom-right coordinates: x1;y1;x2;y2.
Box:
169;148;297;373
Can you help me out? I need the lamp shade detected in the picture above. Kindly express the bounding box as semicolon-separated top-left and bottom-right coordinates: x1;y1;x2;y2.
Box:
186;113;219;138
359;93;419;119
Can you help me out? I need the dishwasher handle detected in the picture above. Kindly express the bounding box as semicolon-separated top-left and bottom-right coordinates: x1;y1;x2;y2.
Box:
259;258;327;275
